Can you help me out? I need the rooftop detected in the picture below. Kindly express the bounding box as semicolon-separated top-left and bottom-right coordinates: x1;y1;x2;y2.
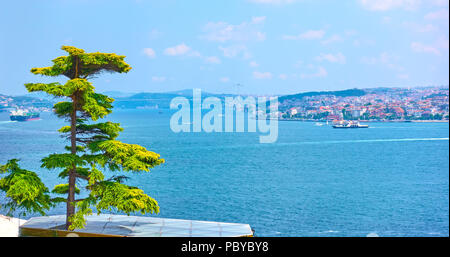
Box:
19;214;254;237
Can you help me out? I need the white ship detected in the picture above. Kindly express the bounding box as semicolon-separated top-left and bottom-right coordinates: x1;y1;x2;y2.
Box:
332;120;369;128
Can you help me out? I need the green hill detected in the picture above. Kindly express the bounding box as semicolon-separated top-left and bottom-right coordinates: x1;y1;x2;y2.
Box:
279;88;366;102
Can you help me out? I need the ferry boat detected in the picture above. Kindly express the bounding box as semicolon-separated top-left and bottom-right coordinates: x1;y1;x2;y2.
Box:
10;109;40;122
332;120;368;129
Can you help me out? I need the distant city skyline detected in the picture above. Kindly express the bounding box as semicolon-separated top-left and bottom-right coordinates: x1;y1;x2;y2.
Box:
0;0;449;96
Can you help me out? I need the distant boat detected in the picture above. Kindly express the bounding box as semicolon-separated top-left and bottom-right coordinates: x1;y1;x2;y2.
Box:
314;122;324;126
332;120;368;128
10;109;40;122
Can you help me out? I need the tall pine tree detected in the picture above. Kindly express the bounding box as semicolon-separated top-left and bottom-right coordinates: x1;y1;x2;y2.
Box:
0;46;164;230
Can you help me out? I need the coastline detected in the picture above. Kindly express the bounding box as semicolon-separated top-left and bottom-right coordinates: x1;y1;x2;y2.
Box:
407;120;450;123
277;118;449;123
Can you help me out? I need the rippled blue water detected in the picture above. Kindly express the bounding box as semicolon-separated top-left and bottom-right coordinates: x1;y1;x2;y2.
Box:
0;110;448;237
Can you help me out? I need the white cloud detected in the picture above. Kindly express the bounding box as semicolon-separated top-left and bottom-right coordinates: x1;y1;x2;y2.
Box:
300;66;328;79
293;59;304;68
380;53;394;63
249;61;259;67
403;22;438;33
315;53;346;64
164;43;191;56
345;30;358;36
253;71;273;79
283;30;325;40
320;30;356;45
220;77;230;83
190;51;202;57
152;76;166;82
164;43;201;57
353;38;376;47
248;0;296;4
361;56;378;65
436;37;450;50
425;9;449;20
361;52;405;71
321;34;343;45
397;74;410;79
143;48;156;58
219;45;251;59
255;32;267;41
201;18;266;42
359;0;448;11
382;16;392;24
429;0;449;7
411;42;441;55
243;52;252;59
205;56;221;64
358;0;421;11
279;74;288;80
149;29;161;40
251;16;267;24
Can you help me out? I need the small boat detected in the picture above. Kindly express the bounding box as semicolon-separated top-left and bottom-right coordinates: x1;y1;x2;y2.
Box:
314;122;324;126
332;120;369;128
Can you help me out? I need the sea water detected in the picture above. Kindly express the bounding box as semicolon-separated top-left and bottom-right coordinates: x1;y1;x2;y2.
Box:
0;110;448;237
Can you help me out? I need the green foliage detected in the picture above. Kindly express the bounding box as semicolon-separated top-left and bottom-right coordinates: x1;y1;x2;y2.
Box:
52;184;80;195
68;197;95;231
30;56;72;77
88;166;104;186
30;46;131;79
91;181;159;215
81;92;114;121
59;121;123;143
41;153;86;170
278;88;366;111
94;140;165;172
0;46;164;231
26;79;114;121
25;82;66;97
0;159;52;216
57;167;89;179
53;101;73;118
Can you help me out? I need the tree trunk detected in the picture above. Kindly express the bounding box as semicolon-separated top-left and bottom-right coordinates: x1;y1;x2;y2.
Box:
66;57;80;230
66;95;77;230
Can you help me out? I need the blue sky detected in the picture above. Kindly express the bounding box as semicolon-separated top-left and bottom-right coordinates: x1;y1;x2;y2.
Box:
0;0;448;95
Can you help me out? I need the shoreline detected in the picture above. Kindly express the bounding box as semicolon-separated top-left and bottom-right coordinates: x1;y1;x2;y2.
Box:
277;119;449;123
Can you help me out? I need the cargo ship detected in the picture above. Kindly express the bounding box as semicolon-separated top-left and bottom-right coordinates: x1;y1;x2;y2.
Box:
10;109;40;121
332;120;368;128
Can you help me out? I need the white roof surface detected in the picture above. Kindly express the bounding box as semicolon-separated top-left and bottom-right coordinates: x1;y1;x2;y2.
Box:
0;215;27;237
20;214;253;237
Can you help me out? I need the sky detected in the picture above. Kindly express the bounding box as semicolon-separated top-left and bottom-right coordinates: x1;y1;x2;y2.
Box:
0;0;448;96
